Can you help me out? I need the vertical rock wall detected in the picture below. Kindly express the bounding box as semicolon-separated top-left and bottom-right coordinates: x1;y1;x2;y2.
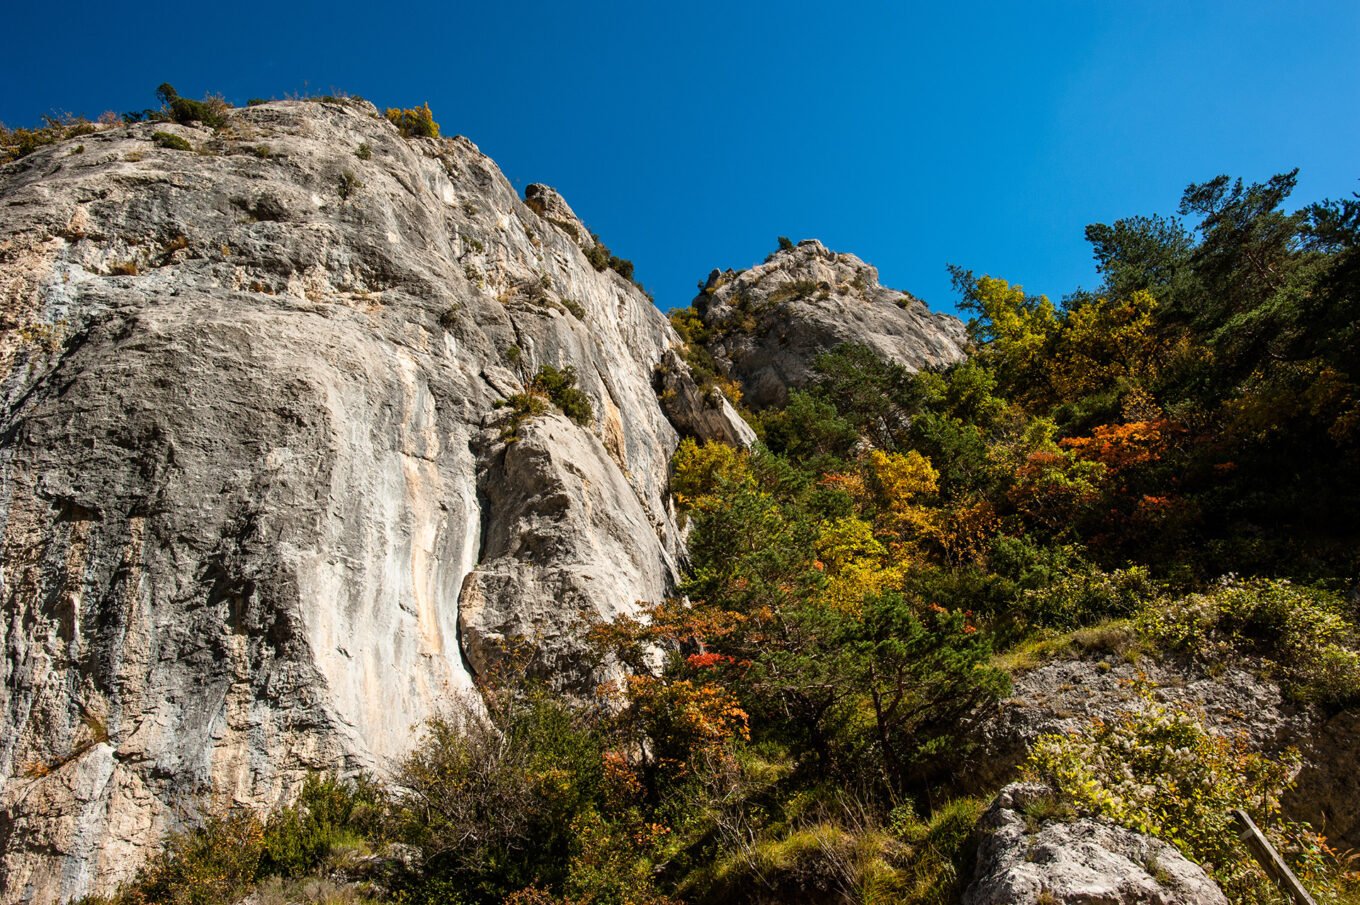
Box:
0;99;691;903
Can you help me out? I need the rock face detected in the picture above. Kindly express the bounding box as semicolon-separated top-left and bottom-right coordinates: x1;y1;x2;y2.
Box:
1288;706;1360;849
964;783;1229;905
654;349;757;449
456;412;677;686
967;656;1305;793
966;651;1360;849
0;98;728;904
522;183;593;253
686;239;968;408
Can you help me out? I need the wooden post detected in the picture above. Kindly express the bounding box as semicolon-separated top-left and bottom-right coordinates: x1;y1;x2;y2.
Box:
1231;808;1318;905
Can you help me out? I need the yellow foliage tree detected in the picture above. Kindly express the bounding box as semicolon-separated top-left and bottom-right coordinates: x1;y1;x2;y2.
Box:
867;449;939;540
965;275;1059;402
385;102;440;138
813;516;906;611
1050;289;1163;400
670;439;750;511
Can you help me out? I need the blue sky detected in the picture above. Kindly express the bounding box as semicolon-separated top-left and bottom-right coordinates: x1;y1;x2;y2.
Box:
3;1;1357;315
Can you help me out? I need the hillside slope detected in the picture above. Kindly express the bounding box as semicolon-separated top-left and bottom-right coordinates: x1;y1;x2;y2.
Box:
0;92;973;903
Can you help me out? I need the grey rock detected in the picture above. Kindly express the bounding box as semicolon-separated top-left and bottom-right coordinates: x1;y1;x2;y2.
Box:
524;183;592;252
966;656;1305;793
687;239;968;408
1284;706;1360;848
457;412;679;686
0;98;707;903
655;349;757;448
966;652;1360;848
964;783;1229;905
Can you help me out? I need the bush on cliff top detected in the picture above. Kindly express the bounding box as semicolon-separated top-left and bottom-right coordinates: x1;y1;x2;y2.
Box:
1137;577;1360;705
157;83;232;129
0;115;98;163
385;102;440;138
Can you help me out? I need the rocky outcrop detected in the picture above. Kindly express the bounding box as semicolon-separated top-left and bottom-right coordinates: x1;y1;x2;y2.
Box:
685;239;968;408
0;98;720;904
523;183;593;254
964;783;1228;905
966;650;1360;849
457;412;677;686
967;656;1305;793
1287;707;1360;849
655;349;757;449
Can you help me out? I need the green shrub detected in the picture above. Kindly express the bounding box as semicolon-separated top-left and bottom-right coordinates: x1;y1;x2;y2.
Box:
777;236;795;251
497;392;550;442
337;170;363;200
530;364;594;425
758;390;860;465
157;83;231;128
355;142;372;160
1136;577;1360;703
384;102;439;138
115;810;266;905
584;238;610;271
584;232;638;284
495;366;593;440
391;692;607;903
152;131;193;151
1020;563;1154;631
816;592;1011;792
560;297;585;320
1;116;97;163
260;774;382;878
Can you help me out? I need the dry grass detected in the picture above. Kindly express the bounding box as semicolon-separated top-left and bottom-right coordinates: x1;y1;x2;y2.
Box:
993;619;1144;674
249;876;379;905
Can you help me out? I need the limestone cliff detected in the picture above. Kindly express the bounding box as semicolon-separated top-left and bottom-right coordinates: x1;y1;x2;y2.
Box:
0;97;729;904
685;239;969;409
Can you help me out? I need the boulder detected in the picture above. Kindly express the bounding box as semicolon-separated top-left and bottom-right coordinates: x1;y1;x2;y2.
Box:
965;783;1229;905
